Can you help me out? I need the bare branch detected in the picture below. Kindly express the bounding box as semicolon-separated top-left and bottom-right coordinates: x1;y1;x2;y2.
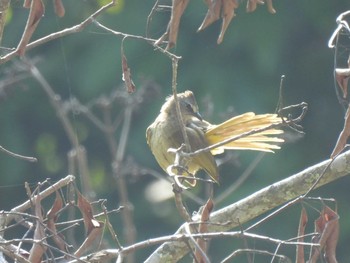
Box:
66;230;318;263
4;175;75;226
0;145;37;162
145;149;350;262
0;0;116;64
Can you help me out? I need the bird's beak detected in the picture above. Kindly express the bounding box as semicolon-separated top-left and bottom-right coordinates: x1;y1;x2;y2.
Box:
194;112;203;121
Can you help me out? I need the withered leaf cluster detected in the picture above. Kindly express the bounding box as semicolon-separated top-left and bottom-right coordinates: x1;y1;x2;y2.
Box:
297;206;339;263
2;182;106;262
156;0;277;49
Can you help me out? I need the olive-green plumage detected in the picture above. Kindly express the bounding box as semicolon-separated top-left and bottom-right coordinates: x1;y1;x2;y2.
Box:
146;90;284;186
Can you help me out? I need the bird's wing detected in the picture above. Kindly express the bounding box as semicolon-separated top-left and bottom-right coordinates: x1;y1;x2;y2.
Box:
185;123;219;184
205;112;284;155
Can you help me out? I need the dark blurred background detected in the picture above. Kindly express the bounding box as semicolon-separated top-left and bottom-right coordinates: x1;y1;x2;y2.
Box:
1;0;350;262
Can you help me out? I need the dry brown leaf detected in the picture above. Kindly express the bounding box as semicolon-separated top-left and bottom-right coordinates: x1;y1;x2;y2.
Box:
322;206;339;263
246;0;275;13
155;0;189;49
23;0;31;8
217;0;238;44
121;52;136;93
17;0;45;56
77;190;95;235
195;198;214;263
198;0;222;32
46;191;68;252
246;0;264;13
74;222;104;257
296;207;308;263
29;195;47;263
75;191;104;257
53;0;65;17
335;68;350;99
159;0;277;46
47;191;63;220
266;0;276;14
168;0;189;49
310;206;339;263
331;104;350;158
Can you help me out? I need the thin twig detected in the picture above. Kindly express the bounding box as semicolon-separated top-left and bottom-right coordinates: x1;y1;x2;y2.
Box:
94;20;181;60
173;184;192;222
26;62;78;146
221;248;289;263
4;175;75;226
101;201;123;250
146;0;161;38
183;223;210;263
0;1;117;64
0;237;31;263
0;145;37;162
66;231;318;263
328;10;350;48
275;75;285;113
105;98;136;263
25;61;94;199
65;98;107;132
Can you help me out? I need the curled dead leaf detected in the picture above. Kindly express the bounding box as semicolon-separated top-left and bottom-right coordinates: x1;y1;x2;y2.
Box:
156;0;189;49
74;222;104;257
218;0;238;44
198;0;222;32
121;54;136;93
75;191;104;257
156;0;277;46
77;190;96;235
46;191;68;252
17;0;45;56
121;41;136;93
296;207;308;263
310;206;339;263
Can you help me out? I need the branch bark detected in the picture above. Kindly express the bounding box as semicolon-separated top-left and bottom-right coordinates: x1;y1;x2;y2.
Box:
3;175;75;226
145;149;350;262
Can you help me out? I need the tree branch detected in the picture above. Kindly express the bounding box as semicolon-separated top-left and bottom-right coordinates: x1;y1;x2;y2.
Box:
3;175;75;226
144;149;350;262
0;0;116;64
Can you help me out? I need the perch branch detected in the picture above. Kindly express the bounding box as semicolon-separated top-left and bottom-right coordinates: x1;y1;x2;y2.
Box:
144;149;350;262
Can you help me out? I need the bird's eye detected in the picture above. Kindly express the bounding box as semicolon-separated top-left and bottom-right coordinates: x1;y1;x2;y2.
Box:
185;103;193;112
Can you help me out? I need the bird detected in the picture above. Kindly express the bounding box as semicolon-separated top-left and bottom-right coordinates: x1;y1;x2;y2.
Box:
146;90;284;187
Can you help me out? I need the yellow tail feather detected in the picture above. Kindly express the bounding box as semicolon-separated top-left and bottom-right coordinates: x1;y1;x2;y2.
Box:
206;112;284;155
